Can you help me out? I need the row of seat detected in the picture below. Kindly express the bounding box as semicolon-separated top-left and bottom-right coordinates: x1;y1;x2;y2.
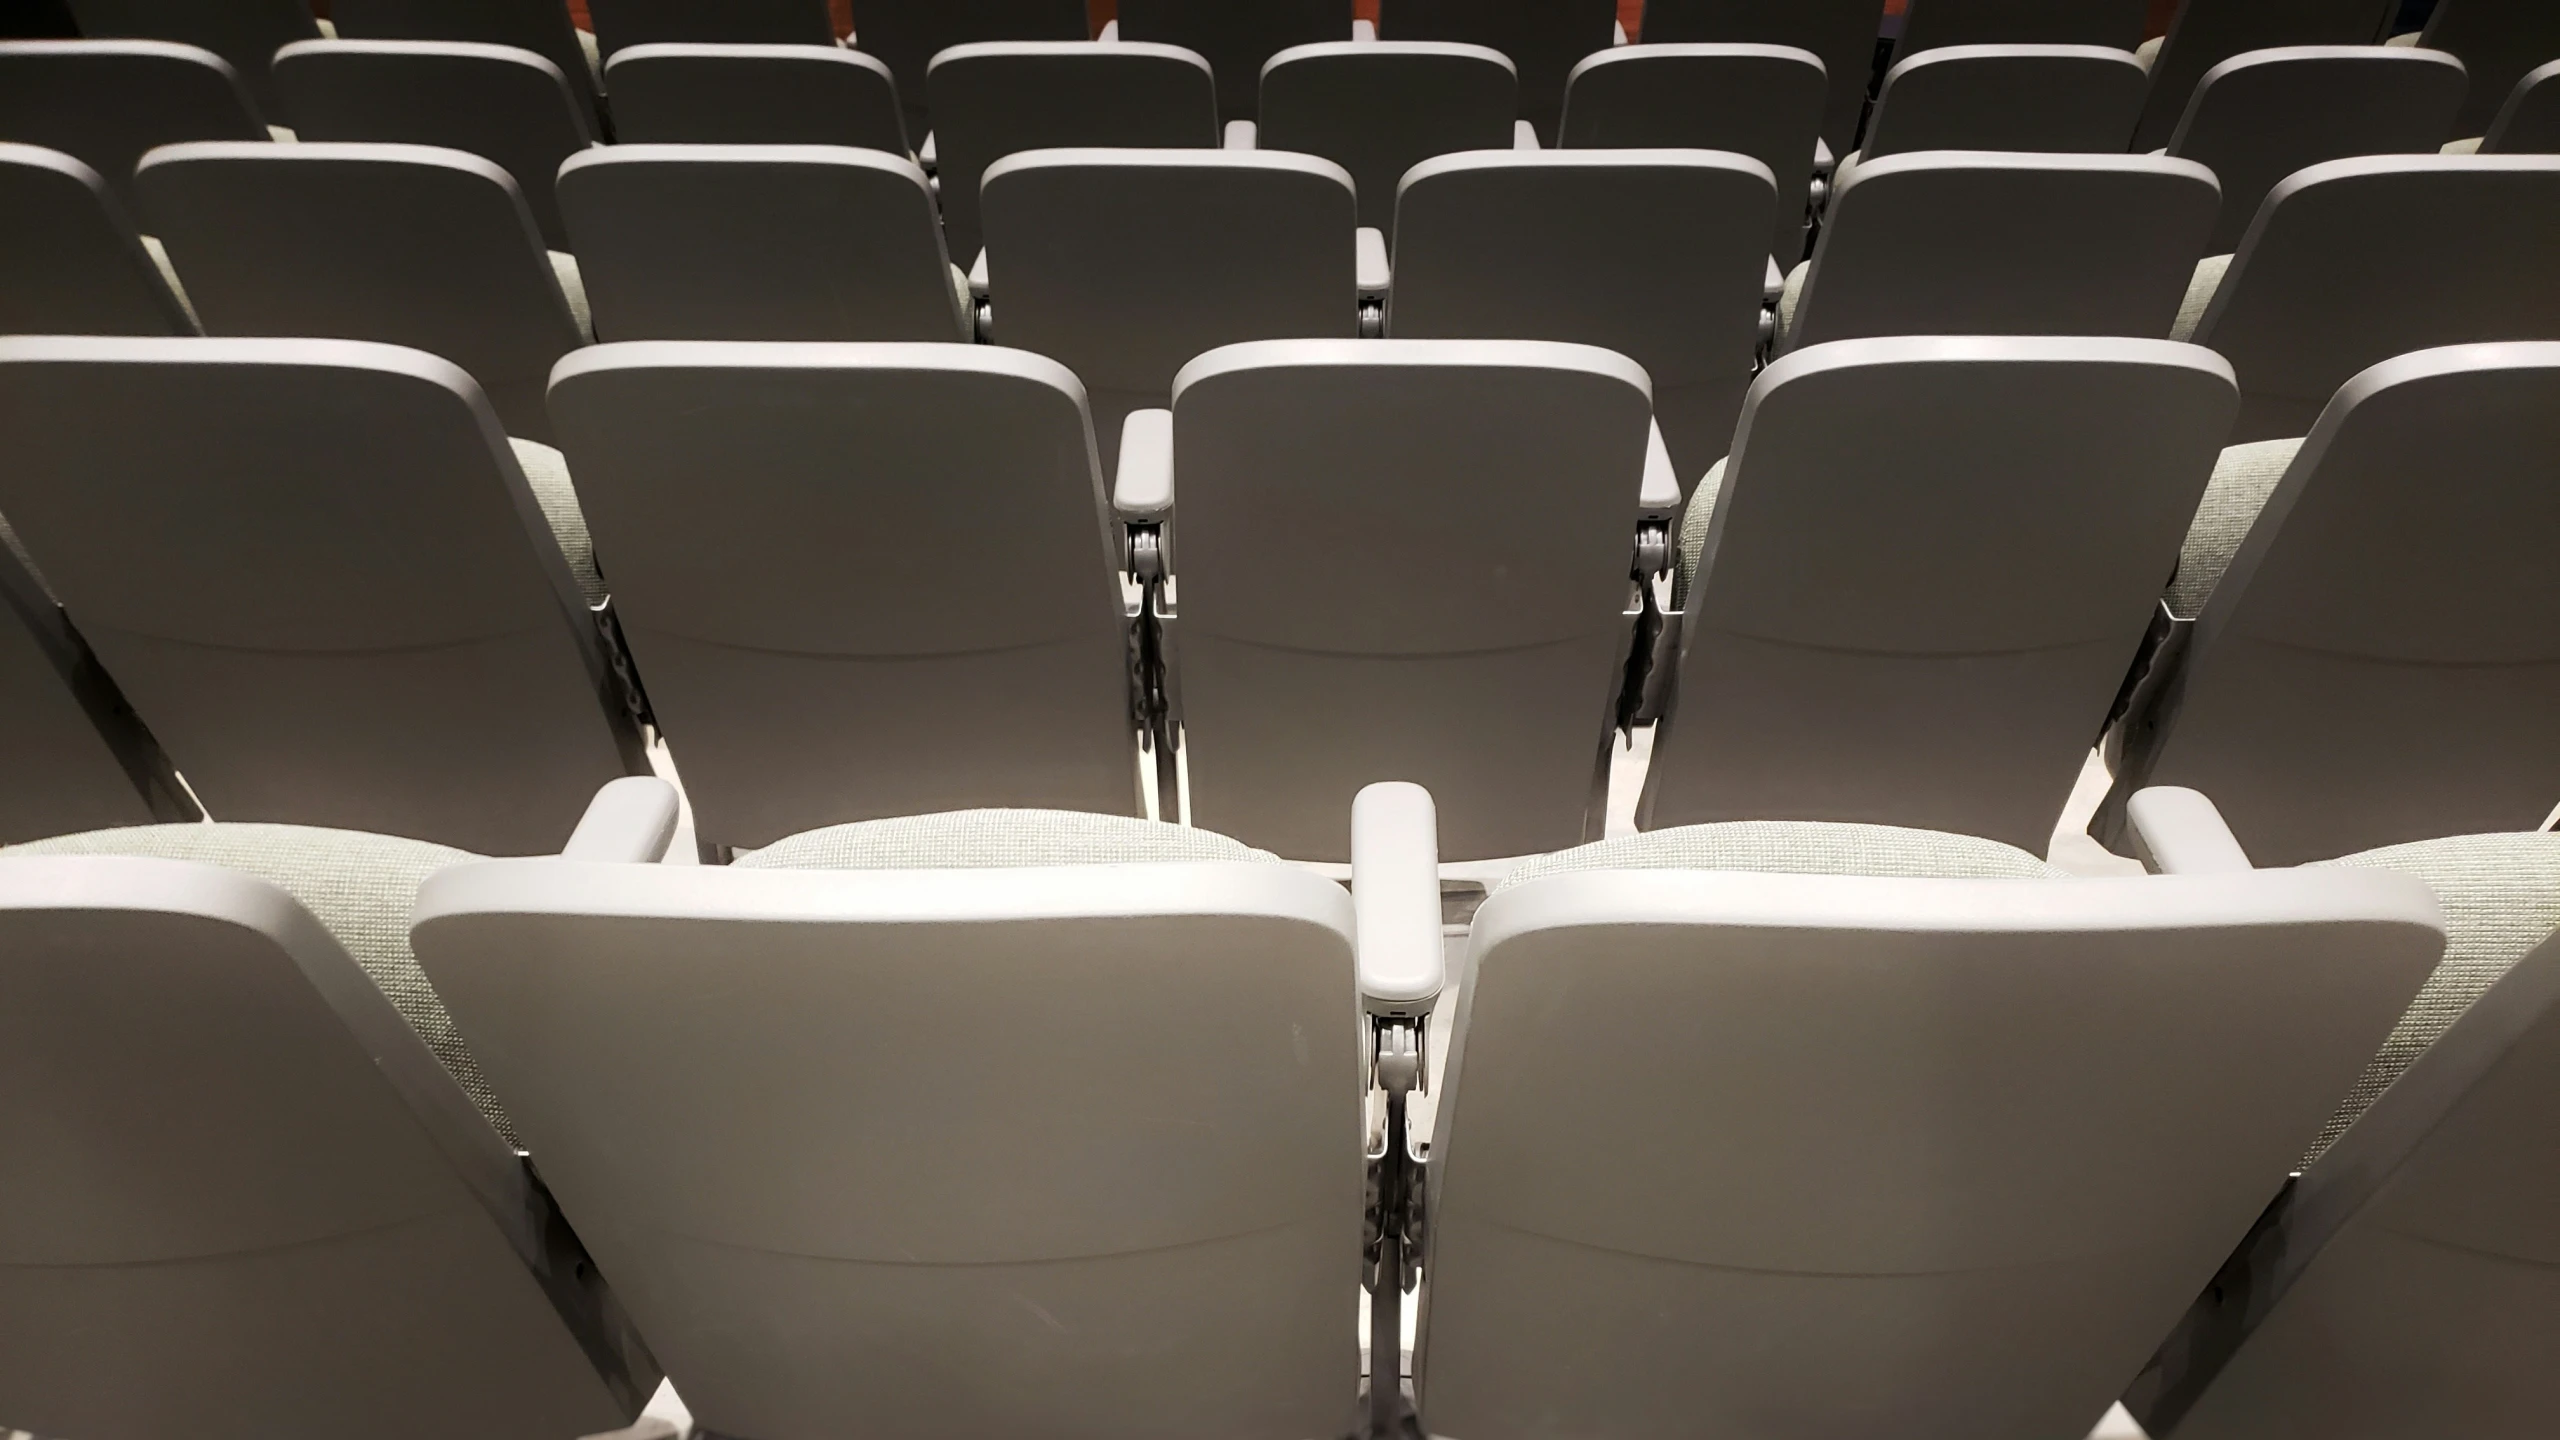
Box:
2;331;2551;874
5;765;2555;1440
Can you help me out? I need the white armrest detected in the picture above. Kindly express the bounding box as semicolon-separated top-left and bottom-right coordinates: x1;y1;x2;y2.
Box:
1640;419;1681;521
561;777;680;863
1514;118;1540;150
2126;787;2256;875
1764;255;1783;303
1224;118;1257;150
968;246;988;300
1351;17;1375;41
1114;408;1174;522
1096;17;1119;40
1353;781;1443;1018
1356;226;1391;297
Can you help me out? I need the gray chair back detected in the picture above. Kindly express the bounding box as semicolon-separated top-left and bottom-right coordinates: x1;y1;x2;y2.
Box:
1257;40;1515;236
0;541;183;843
2416;0;2560;137
1379;0;1619;143
1635;0;1888;150
1120;0;1351;121
1558;44;1826;263
2134;0;2400;149
586;0;835;58
846;0;1090;137
1861;43;2148;158
1892;0;2145;59
603;42;907;149
2481;58;2560;153
0;40;265;208
64;0;321;115
330;0;601;128
0;142;195;335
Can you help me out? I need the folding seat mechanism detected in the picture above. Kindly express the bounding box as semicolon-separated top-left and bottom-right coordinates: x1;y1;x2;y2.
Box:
1123;521;1178;811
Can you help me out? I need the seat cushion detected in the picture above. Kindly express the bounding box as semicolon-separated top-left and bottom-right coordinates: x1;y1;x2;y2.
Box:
2306;831;2560;1158
2168;436;2304;618
1777;257;1812;344
507;437;607;608
1496;820;2067;892
1;821;514;1143
1673;454;1730;608
2170;251;2230;343
738;808;1282;869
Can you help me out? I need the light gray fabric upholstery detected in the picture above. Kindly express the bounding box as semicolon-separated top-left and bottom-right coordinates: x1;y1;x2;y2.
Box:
2416;0;2560;137
1380;0;1618;142
506;438;605;608
1258;41;1516;235
585;0;836;58
1557;44;1827;263
556;146;968;343
1672;454;1726;607
2166;45;2468;251
926;41;1219;261
1890;0;2145;59
138;233;201;329
1497;818;2064;891
65;0;322;116
1120;0;1350;122
1862;42;2149;158
0;142;197;337
1634;0;1888;150
1775;257;1809;341
272;39;597;250
2132;0;2401;150
135;141;590;444
2310;832;2560;1159
741;809;1280;869
2171;251;2230;342
0;41;268;210
601;42;907;149
547;249;591;338
2168;437;2304;618
2480;57;2560;154
331;0;605;128
3;821;506;1138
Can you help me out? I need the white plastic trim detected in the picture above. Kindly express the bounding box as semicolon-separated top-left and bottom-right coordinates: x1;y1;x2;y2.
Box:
560;777;681;863
2126;786;2257;874
1113;407;1174;520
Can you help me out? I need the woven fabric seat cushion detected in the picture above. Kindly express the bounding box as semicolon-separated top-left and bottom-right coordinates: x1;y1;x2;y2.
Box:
1497;819;2067;892
2170;251;2229;343
548;247;593;340
2168;436;2303;618
507;437;606;608
739;808;1282;869
2;821;514;1144
1778;258;1811;344
1673;455;1730;608
2305;831;2560;1160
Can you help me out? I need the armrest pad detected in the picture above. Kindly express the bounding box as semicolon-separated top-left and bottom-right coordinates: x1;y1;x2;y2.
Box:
969;247;988;299
1351;17;1375;41
1224;118;1257;150
2126;787;2256;874
1514;118;1540;150
561;777;680;863
1356;226;1391;295
1640;418;1681;520
1114;409;1174;521
1353;781;1443;1017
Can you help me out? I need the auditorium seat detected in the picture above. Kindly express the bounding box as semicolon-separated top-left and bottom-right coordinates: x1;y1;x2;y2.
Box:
63;0;321;118
545;342;1155;850
0;788;672;1440
1646;336;2235;852
329;0;602;130
1139;338;1666;860
1414;805;2439;1440
585;0;836;60
0;142;196;334
1776;153;2218;353
2176;155;2560;441
848;0;1091;140
2126;796;2560;1440
1855;44;2150;160
602;41;908;149
926;41;1220;261
1891;0;2145;59
0;40;267;208
2465;57;2560;153
1387;149;1775;488
1119;0;1354;122
0;335;647;855
2165;45;2468;252
1557;43;1826;264
134;141;591;442
1380;0;1619;144
2396;0;2560;139
2103;343;2560;866
410;798;1367;1440
1635;0;1887;153
0;537;191;844
1257;40;1517;239
272;39;598;250
558;147;968;342
979;149;1355;468
2133;0;2402;151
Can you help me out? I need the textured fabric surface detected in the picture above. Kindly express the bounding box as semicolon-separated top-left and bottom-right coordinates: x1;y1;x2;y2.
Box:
138;233;202;331
507;438;607;607
2171;252;2230;343
2307;833;2560;1161
1672;456;1730;609
2441;136;2484;155
1496;820;2066;892
741;809;1281;870
1777;259;1811;344
2134;34;2163;71
578;25;603;85
2168;437;2304;618
2;822;515;1145
548;249;594;341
